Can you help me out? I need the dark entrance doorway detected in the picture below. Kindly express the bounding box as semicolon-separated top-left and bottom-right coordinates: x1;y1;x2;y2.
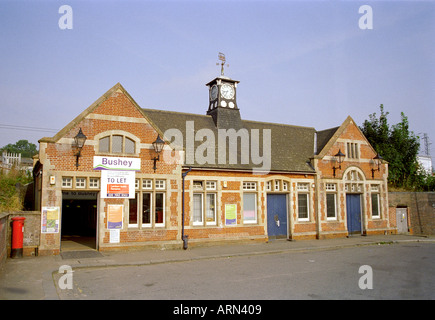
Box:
267;194;288;239
61;192;98;250
346;194;362;234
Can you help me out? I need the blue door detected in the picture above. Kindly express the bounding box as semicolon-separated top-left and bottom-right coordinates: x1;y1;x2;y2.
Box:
346;194;362;234
267;194;287;238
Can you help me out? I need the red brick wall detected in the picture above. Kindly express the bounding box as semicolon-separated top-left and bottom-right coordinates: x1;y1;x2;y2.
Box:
39;87;182;252
38;86;393;253
315;119;390;238
44;92;178;175
181;171;269;242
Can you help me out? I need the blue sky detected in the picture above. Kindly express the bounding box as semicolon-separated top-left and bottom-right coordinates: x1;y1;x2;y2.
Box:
1;0;434;158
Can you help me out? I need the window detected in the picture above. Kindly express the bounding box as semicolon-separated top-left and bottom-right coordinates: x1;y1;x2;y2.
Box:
274;180;280;191
142;193;151;226
206;181;216;190
296;183;310;221
297;183;309;191
192;180;217;226
126;179;166;228
243;182;257;224
193;194;203;225
62;177;72;188
326;183;337;220
89;178;99;189
243;181;257;191
267;180;291;193
298;193;309;221
129;193;139;227
143;179;152;190
326;194;337;220
98;134;136;155
99;136;110;153
206;194;216;225
155;180;165;190
76;177;86;189
193;181;204;190
193;193;217;226
283;181;288;191
155;193;165;226
243;193;257;224
325;183;336;191
371;193;380;218
347;142;359;159
125;137;135;154
130;192;164;228
345;170;364;193
346;184;363;193
112;135;123;153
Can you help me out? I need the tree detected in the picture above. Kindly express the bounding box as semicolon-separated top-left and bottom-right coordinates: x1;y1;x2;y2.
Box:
360;105;423;190
389;113;420;188
1;139;38;158
360;104;392;161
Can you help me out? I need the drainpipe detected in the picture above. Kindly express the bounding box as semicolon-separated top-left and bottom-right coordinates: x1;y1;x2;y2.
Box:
182;167;192;249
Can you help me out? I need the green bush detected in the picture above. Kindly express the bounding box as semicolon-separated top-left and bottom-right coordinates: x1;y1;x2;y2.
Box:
0;168;32;212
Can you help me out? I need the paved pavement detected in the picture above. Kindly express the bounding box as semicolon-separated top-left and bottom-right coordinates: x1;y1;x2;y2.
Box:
1;234;434;300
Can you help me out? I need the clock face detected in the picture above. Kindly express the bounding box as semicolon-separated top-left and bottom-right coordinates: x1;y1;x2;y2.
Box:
221;84;234;99
210;85;218;100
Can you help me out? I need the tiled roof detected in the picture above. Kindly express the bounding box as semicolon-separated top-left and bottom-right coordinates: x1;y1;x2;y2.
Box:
142;108;316;173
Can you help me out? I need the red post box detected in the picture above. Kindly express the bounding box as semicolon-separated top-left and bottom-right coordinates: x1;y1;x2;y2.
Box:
11;217;25;258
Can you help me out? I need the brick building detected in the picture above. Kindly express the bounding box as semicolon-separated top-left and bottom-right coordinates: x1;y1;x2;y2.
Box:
34;74;391;255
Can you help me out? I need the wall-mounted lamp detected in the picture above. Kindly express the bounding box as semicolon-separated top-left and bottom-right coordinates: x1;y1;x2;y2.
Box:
371;153;383;178
332;149;345;178
152;134;165;172
73;128;87;168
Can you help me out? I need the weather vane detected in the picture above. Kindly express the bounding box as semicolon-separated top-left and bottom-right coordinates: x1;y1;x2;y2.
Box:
217;52;229;76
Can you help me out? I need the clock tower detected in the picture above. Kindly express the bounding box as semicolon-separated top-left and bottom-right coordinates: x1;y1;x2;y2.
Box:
206;76;240;112
206;53;242;129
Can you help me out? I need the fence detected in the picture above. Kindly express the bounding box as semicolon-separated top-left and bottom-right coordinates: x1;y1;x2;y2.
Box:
1;152;21;169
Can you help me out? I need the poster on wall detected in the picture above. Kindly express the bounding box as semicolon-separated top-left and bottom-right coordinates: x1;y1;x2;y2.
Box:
101;170;135;199
41;207;60;233
225;204;237;226
107;204;123;229
109;229;120;243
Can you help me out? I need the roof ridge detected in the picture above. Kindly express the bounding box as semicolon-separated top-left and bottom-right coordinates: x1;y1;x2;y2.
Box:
142;108;211;119
316;126;340;133
242;118;315;130
142;107;316;130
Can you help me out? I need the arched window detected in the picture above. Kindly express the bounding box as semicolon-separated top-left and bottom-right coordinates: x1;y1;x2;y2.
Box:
344;169;365;193
346;170;363;181
99;134;136;155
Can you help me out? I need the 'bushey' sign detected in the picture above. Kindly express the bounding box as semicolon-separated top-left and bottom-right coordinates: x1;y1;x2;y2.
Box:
93;156;140;171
